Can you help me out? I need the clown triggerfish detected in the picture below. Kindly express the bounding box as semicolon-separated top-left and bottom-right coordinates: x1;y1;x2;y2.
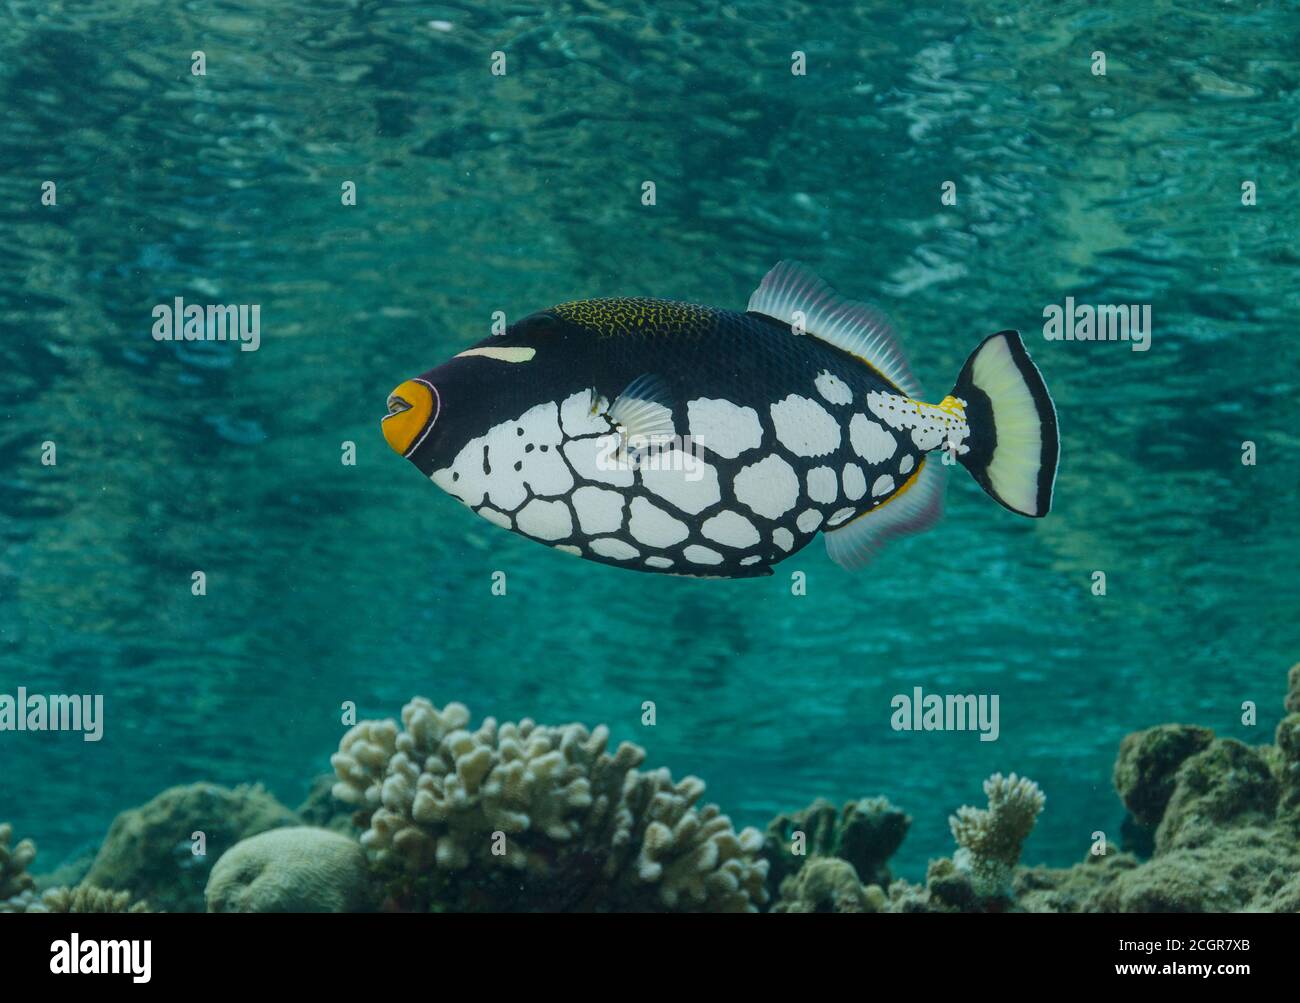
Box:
382;261;1059;577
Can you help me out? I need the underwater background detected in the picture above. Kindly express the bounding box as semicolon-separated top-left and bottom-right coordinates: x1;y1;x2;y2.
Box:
2;0;1298;886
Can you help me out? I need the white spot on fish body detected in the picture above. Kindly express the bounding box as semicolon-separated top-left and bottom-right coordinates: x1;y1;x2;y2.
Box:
639;451;721;515
849;413;897;465
515;498;573;541
571;485;624;535
796;509;823;533
868;390;950;452
806;466;838;505
560;390;610;437
701;510;761;548
562;435;634;487
769;394;841;457
477;506;512;529
814;371;854;406
827;506;856;527
842;463;866;501
733;454;800;520
628;497;690;548
772;527;794;552
872;474;895;497
686;398;763;459
683;544;724;565
591;538;639;560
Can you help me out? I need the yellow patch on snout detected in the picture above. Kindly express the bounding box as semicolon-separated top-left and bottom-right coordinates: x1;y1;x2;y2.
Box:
383;379;436;456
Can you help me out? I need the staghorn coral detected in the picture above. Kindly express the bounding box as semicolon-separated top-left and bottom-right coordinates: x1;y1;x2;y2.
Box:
1;828;149;913
4;885;151;914
762;796;909;897
206;827;374;913
949;772;1045;899
0;823;37;902
331;697;768;912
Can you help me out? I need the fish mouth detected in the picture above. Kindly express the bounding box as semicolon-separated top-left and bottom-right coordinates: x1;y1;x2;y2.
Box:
381;379;438;457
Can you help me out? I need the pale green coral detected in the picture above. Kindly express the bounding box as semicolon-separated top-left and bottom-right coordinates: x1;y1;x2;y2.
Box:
949;772;1045;899
0;823;36;902
331;697;768;912
83;782;301;913
206;827;374;913
5;885;150;914
771;857;884;913
1;827;149;913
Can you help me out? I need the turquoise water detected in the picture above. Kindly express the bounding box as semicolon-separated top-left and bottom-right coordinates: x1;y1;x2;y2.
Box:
2;0;1298;884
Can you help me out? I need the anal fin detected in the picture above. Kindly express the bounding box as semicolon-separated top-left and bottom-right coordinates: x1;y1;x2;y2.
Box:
823;459;946;571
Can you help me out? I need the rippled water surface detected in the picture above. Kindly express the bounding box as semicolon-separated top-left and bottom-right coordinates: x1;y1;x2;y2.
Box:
2;0;1298;880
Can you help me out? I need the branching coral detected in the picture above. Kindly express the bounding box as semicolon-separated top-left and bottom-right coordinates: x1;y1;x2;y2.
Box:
1;825;149;913
0;823;36;903
4;885;150;914
331;697;768;912
949;772;1045;899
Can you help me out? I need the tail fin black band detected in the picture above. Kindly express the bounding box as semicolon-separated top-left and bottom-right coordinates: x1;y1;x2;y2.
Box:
953;331;1059;518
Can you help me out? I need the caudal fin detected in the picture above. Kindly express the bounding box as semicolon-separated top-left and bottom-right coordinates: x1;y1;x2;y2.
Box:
953;331;1059;518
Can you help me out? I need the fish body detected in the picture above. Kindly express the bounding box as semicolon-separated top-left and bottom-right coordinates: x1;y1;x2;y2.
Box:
383;261;1059;577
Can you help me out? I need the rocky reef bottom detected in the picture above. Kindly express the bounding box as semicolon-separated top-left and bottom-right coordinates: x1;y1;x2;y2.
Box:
4;663;1298;914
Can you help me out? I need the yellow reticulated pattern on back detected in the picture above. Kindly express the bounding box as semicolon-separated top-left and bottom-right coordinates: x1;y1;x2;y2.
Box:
551;298;716;339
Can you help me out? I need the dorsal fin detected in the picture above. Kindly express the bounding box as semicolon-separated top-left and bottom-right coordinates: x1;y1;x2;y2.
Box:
747;260;921;398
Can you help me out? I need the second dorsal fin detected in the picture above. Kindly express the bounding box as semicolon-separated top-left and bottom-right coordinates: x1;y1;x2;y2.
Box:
747;260;921;398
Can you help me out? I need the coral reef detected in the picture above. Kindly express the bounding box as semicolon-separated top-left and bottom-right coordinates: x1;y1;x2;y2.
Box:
297;775;358;836
1011;663;1300;913
949;772;1046;899
3;885;150;914
82;782;301;913
771;857;886;913
206;827;374;913
877;771;1046;913
331;697;768;912
1113;724;1214;826
762;796;909;898
1;825;149;913
0;823;37;902
8;663;1299;914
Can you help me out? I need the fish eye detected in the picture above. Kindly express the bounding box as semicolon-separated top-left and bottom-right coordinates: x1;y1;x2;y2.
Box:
519;311;559;334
